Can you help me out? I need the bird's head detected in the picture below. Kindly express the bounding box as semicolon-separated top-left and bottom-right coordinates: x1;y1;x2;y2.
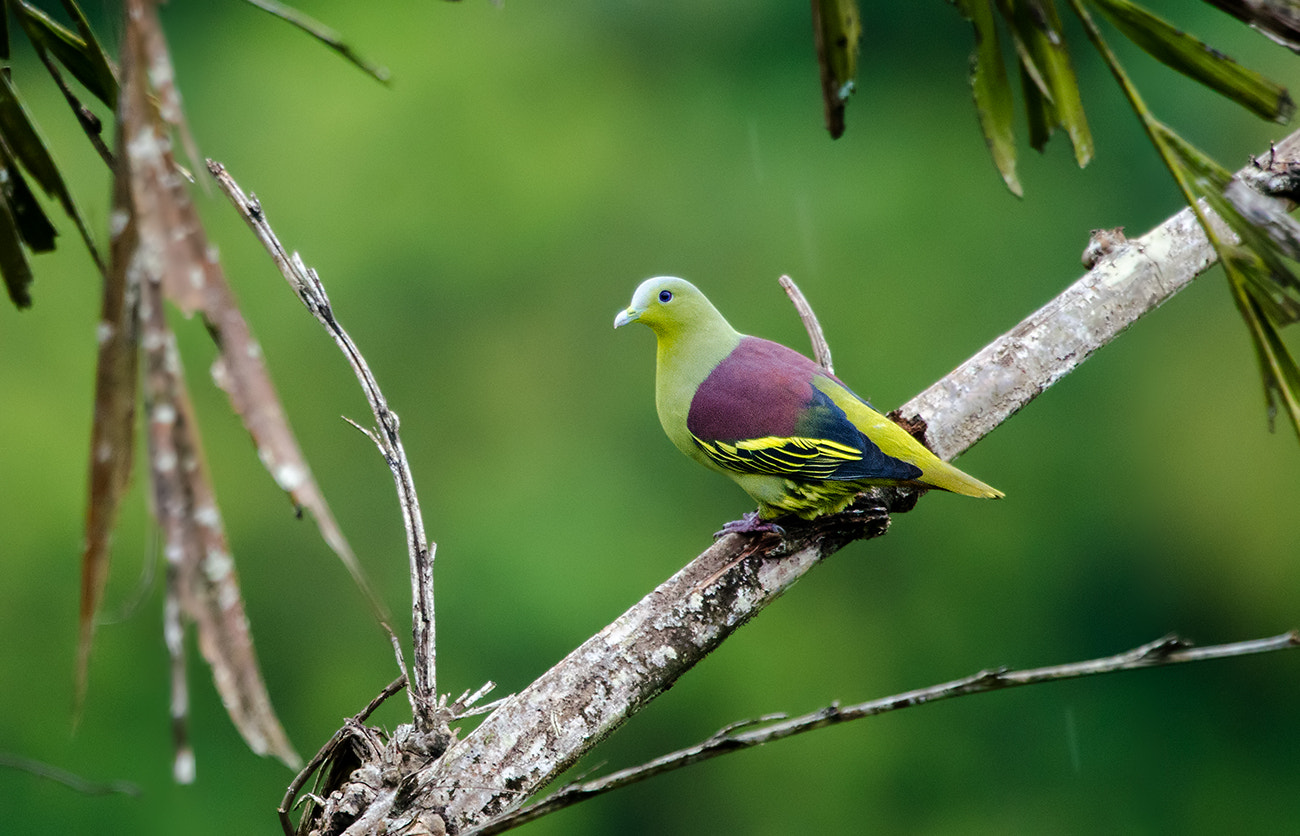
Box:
614;276;729;339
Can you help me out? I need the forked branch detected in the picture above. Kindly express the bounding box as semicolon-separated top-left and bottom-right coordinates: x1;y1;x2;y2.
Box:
208;160;439;732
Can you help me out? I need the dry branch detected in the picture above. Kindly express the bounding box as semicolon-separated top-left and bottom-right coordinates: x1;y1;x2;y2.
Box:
464;631;1300;835
411;131;1300;834
209;160;438;732
257;129;1300;834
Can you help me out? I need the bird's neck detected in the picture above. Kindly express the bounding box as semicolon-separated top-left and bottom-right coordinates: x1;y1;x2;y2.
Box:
653;319;742;451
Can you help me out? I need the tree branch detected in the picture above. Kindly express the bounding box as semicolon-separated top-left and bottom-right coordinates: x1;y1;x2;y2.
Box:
899;130;1300;462
779;274;834;373
401;130;1300;834
463;630;1300;835
208;161;440;732
255;129;1300;834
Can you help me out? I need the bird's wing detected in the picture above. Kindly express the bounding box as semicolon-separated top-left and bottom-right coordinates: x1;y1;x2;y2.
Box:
686;337;922;483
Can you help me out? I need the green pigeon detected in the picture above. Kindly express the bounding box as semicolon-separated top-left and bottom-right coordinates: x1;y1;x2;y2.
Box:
615;277;1002;532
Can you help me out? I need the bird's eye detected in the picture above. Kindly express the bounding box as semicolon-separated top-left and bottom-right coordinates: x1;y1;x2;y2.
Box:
659;290;673;303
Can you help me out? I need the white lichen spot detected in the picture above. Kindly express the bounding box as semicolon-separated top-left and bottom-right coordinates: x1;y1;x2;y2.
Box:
216;579;241;613
604;613;637;647
95;440;114;464
203;547;233;581
173;748;196;785
151;402;177;426
194;503;221;529
96;320;116;345
274;462;306;492
648;645;679;668
189;265;204;288
206;243;220;263
246;340;262;360
168;676;188;717
127;127;161;162
164;542;184;565
109;208;130;238
154;450;178;473
210;358;231;389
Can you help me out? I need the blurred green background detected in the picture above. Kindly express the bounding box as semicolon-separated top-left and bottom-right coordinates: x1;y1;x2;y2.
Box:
2;1;1298;833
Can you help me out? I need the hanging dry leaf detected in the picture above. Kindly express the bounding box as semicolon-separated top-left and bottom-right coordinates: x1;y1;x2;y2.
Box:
79;0;308;775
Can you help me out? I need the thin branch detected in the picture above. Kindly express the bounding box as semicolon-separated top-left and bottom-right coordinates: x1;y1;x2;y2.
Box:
464;630;1299;835
208;160;439;732
779;274;833;373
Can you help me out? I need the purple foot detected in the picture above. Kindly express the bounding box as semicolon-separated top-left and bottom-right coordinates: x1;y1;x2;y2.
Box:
713;511;787;540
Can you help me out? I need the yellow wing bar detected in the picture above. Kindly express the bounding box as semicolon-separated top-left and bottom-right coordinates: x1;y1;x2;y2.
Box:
693;433;862;479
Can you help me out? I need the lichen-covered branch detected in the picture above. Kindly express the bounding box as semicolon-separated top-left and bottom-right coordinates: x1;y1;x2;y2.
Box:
901;129;1300;462
395;131;1300;835
274;130;1300;835
463;630;1300;835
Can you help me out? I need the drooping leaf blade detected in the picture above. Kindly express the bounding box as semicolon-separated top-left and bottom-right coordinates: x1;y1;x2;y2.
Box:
810;0;863;138
57;0;121;102
0;67;102;270
1012;0;1094;164
0;187;35;308
76;147;140;711
13;0;118;107
1229;271;1300;440
1090;0;1295;122
957;0;1022;194
0;143;58;252
241;0;391;85
1154;122;1300;322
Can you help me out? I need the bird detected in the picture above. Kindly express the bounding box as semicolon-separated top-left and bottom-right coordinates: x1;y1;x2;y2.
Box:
614;276;1002;533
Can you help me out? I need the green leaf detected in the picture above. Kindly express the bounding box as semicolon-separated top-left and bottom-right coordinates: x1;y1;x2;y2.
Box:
0;190;35;308
241;0;391;85
0;70;102;272
811;0;863;138
57;0;121;104
1020;62;1056;151
0;72;74;211
0;1;10;62
1153;122;1300;322
12;1;118;107
956;0;1022;195
1089;0;1295;123
1229;273;1300;441
0;148;57;252
1012;0;1094;165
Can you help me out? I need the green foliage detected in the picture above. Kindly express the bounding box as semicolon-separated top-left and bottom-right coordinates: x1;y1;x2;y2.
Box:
948;0;1300;437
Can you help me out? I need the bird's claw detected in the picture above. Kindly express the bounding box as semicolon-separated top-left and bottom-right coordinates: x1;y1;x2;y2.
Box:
713;511;787;540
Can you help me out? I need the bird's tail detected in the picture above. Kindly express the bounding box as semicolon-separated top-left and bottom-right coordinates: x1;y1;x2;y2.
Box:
921;459;1004;499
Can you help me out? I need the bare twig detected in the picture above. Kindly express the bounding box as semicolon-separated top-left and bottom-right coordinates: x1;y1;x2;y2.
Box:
779;274;833;374
208;160;439;732
463;631;1300;835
